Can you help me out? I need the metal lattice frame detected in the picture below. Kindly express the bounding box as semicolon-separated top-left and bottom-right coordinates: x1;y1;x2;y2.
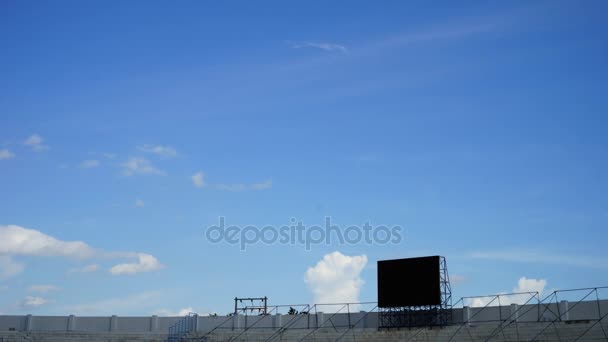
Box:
440;256;453;324
234;296;268;315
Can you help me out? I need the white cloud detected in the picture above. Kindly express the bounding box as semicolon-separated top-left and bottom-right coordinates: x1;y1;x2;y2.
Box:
467;277;547;307
109;253;163;275
135;199;145;208
288;41;348;53
514;277;546;294
137;145;177;158
0;149;15;160
0;255;24;279
121;157;165;176
0;225;162;278
79;159;100;169
192;172;205;188
0;225;95;259
216;180;272;192
23;134;49;152
304;251;367;306
68;264;99;274
22;296;51;308
27;285;59;293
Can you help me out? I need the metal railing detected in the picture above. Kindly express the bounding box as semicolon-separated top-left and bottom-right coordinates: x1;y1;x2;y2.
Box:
180;286;608;341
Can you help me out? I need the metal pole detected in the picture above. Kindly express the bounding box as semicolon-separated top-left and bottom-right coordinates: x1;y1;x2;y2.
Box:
498;295;502;322
264;296;268;315
556;292;561;321
347;304;351;328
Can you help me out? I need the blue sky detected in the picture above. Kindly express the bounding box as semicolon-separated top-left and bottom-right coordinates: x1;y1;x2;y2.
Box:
1;0;607;315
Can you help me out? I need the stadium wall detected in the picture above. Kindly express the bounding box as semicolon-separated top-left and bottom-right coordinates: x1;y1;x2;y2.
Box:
0;299;606;334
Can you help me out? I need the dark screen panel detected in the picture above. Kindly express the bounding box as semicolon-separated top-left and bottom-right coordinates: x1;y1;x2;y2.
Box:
377;256;441;307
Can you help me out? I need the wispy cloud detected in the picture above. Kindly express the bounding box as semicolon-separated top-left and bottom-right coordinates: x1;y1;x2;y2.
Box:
137;145;177;158
191;170;271;191
121;157;165;176
287;9;522;68
27;284;59;293
79;159;100;169
288;41;348;53
216;180;272;192
450;274;467;285
371;23;496;51
23;134;49;152
21;296;52;308
135;199;145;208
192;172;205;188
359;5;538;57
0;149;15;160
63;291;161;315
469;250;608;269
0;255;24;280
68;264;99;274
286;18;498;61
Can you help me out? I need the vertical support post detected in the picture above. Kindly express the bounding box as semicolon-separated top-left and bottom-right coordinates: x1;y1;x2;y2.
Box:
25;314;33;332
307;306;310;329
347;304;351;328
110;315;118;332
275;313;282;329
150;315;158;332
264;296;268;315
307;305;311;329
510;304;519;322
559;301;569;321
233;314;242;330
596;289;605;324
68;315;76;331
463;306;471;326
498;295;502;322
